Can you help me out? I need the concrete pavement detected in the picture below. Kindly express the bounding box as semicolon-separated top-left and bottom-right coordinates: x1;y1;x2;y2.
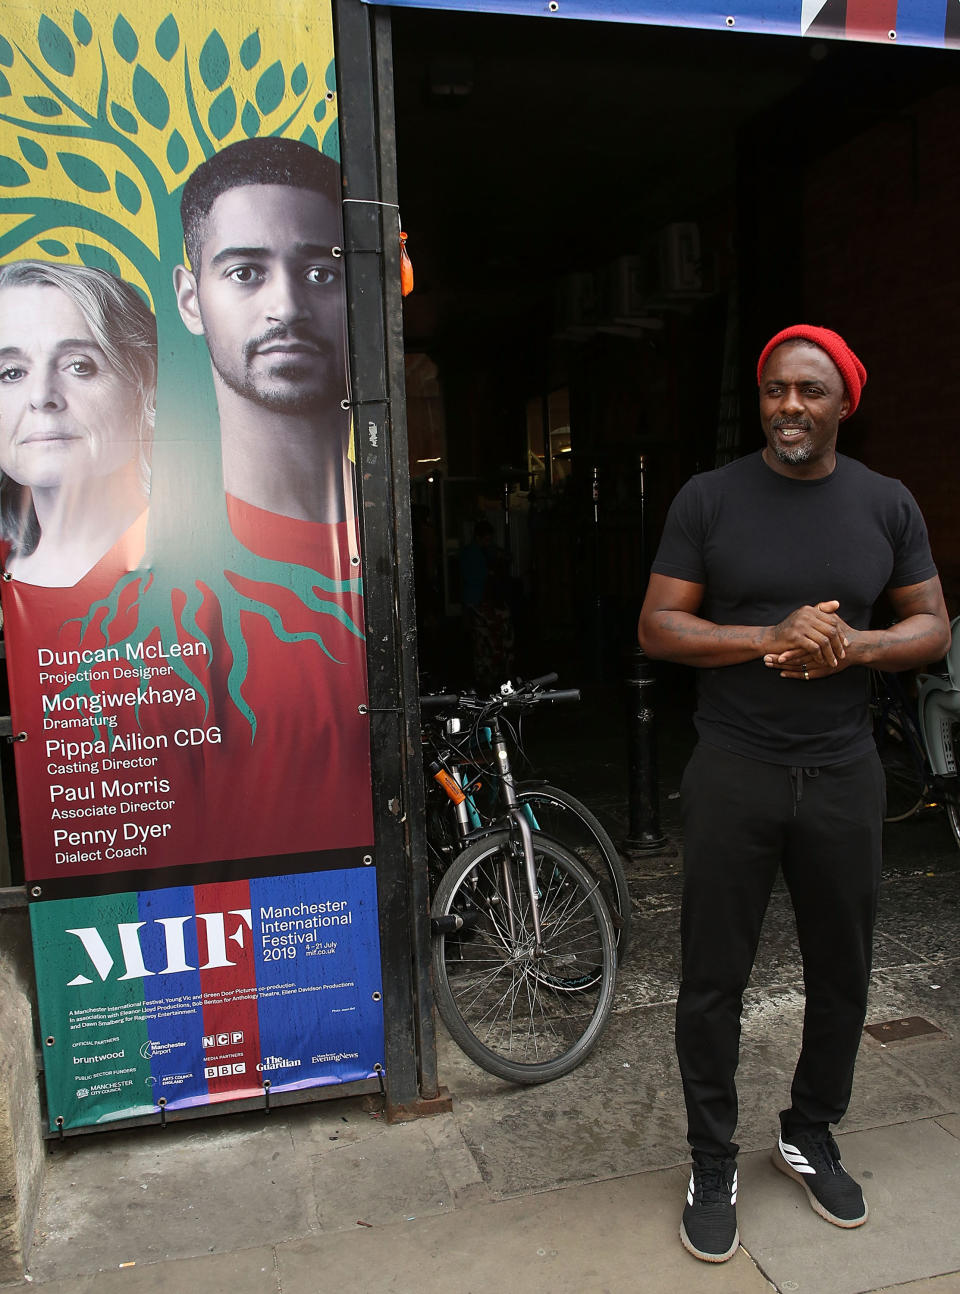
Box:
7;689;960;1293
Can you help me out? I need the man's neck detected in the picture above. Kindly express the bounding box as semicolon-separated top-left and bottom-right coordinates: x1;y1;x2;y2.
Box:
215;386;349;524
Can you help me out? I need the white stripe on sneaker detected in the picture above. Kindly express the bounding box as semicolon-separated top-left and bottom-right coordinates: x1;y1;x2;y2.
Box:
779;1136;816;1174
730;1168;738;1204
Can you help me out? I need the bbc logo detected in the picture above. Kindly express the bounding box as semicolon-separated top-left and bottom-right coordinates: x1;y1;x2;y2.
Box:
202;1032;244;1049
204;1063;246;1078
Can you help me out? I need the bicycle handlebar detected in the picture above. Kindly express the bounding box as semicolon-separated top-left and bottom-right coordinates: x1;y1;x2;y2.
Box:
528;688;580;705
420;680;580;718
420;692;460;711
523;672;559;689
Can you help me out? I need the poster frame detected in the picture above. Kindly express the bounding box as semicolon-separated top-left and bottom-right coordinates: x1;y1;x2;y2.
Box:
0;0;439;1134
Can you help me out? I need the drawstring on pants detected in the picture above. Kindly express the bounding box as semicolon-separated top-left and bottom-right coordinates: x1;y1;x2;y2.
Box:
789;766;820;816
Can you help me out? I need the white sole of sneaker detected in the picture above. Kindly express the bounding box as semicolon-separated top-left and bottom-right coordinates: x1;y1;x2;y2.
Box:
771;1144;869;1228
680;1221;740;1263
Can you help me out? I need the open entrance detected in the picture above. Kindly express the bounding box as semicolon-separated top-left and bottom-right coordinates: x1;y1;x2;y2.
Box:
388;10;960;689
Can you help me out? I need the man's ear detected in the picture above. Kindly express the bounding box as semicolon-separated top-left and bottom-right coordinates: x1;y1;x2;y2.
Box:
173;264;204;336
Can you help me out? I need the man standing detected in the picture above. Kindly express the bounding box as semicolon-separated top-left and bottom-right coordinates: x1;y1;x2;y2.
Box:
175;136;349;523
638;325;950;1263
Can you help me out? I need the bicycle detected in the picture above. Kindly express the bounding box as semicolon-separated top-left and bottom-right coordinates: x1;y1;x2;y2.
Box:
871;615;960;849
421;676;624;1082
430;817;617;1083
421;675;632;961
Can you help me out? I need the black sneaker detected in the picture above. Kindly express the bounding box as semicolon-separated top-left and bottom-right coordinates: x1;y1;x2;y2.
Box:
680;1152;739;1263
773;1130;868;1228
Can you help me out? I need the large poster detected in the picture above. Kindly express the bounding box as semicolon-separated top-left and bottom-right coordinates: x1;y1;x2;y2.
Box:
31;868;383;1130
0;0;385;1129
361;0;960;50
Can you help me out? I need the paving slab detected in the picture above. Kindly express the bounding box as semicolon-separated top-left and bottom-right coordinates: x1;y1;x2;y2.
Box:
276;1167;776;1294
310;1118;465;1231
27;1246;279;1294
874;1278;960;1294
27;1113;317;1281
739;1120;960;1294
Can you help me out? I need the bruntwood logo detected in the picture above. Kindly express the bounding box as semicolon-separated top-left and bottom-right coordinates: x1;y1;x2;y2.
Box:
73;1049;124;1065
64;910;253;985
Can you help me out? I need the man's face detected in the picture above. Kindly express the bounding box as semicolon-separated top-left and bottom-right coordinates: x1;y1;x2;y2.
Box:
759;341;849;472
0;285;140;491
176;184;344;414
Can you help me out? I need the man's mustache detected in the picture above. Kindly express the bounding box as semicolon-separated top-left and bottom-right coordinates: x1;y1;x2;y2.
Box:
246;326;334;361
773;417;812;432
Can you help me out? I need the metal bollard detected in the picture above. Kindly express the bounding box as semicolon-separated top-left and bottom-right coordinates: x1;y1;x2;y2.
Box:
623;646;668;854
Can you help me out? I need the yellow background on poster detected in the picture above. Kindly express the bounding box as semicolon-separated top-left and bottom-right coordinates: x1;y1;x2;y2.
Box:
0;0;340;303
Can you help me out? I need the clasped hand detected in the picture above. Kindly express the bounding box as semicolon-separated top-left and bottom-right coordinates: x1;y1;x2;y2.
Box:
762;601;851;680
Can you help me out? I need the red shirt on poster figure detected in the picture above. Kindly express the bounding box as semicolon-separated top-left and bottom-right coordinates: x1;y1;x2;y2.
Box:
2;497;374;887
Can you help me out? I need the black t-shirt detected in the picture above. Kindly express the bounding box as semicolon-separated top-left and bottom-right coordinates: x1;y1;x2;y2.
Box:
651;451;938;765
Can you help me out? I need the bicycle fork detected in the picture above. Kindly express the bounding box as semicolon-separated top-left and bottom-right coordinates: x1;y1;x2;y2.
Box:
504;806;543;951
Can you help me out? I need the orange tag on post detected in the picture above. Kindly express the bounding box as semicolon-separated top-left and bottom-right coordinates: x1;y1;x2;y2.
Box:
399;230;414;297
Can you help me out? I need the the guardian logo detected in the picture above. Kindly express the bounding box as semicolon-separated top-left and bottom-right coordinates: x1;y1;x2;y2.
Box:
64;910;253;985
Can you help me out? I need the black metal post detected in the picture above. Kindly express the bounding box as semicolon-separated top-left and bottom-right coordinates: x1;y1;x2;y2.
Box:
623;646;668;854
334;0;444;1116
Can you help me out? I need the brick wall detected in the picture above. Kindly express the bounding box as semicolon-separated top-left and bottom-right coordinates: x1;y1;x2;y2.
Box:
802;85;960;613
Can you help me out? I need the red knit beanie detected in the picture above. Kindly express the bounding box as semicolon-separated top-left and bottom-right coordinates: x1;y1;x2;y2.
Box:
757;325;867;419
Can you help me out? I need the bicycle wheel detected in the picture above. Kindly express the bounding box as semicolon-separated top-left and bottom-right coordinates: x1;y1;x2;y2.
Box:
873;697;927;822
926;713;960;852
431;829;617;1084
516;783;632;963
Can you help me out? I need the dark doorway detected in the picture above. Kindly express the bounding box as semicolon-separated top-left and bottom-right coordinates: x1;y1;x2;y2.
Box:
389;11;960;683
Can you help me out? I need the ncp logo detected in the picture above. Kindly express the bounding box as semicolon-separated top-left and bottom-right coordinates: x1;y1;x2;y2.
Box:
202;1032;244;1049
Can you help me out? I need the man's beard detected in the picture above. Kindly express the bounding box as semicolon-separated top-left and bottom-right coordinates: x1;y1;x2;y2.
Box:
213;327;335;414
772;441;812;465
771;417;812;465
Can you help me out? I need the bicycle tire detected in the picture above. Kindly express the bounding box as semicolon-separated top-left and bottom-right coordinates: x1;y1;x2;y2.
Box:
431;830;617;1084
927;714;960;852
873;694;927;822
516;783;632;963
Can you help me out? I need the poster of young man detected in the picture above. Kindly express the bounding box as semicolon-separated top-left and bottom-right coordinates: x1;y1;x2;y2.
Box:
0;0;384;1129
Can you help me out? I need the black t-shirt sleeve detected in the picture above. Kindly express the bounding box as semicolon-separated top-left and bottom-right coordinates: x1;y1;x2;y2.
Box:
650;478;707;584
888;483;939;589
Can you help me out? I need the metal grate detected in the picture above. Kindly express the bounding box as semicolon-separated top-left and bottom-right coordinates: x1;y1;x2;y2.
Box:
864;1016;945;1043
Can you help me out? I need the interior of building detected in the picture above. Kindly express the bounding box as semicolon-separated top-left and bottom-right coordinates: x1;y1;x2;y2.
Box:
387;9;960;686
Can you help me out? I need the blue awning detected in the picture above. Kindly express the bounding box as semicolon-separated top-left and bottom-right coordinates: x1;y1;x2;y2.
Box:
359;0;960;51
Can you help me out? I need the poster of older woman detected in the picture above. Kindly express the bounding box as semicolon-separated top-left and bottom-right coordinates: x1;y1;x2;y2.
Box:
0;261;155;586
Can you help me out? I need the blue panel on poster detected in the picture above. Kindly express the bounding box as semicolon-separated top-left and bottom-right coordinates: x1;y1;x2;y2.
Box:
137;886;208;1109
358;0;805;36
251;870;384;1089
896;0;948;44
361;0;959;50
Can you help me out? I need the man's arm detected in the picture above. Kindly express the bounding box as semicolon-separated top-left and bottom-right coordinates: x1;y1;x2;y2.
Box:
638;574;849;669
765;576;951;679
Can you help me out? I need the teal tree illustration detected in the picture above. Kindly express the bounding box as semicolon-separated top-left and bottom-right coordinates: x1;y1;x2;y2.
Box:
0;8;361;738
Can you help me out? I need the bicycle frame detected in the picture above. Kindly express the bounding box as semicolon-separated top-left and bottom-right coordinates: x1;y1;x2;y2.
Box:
918;614;960;779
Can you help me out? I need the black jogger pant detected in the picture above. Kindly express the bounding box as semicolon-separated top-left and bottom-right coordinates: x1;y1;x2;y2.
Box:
676;742;884;1159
